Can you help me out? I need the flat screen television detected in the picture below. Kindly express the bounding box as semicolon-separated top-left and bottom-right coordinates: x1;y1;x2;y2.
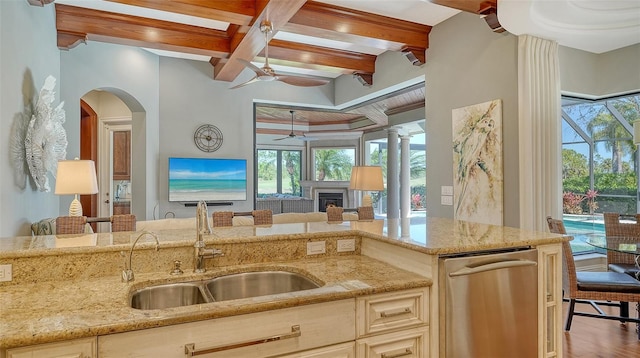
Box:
168;157;247;202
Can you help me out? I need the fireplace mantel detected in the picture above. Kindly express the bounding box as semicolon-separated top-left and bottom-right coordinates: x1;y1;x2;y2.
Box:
299;180;355;209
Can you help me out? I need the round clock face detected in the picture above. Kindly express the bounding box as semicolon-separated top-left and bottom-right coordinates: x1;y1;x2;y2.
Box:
193;124;223;152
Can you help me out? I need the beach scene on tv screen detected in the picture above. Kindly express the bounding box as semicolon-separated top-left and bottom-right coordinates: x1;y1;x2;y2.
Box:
169;158;247;202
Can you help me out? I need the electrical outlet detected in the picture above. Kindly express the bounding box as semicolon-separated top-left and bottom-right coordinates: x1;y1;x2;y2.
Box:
0;264;12;282
307;241;326;255
337;239;356;252
441;195;453;206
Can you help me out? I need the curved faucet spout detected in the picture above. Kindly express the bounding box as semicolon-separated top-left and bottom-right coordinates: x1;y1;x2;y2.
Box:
122;231;160;282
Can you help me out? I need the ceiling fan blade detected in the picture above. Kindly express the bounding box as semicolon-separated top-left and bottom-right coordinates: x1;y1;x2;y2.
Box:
229;75;260;89
237;58;269;77
277;75;330;87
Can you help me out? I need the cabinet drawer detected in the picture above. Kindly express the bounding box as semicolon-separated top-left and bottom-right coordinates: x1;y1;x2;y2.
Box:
98;299;355;357
6;337;96;358
357;288;428;337
274;342;354;358
356;327;429;358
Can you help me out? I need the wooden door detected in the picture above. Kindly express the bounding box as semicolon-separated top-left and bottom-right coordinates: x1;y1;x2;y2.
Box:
80;99;98;225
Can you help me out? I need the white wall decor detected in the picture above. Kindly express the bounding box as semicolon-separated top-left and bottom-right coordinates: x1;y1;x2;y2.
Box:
452;99;503;225
24;75;67;192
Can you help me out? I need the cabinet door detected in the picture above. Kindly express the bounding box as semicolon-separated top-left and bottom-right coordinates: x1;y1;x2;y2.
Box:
357;288;428;337
274;342;354;358
99;299;355;357
112;130;130;180
6;337;96;358
356;327;428;358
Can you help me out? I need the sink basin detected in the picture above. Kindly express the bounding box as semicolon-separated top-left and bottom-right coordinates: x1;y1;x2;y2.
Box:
206;271;321;302
130;282;208;310
129;270;321;310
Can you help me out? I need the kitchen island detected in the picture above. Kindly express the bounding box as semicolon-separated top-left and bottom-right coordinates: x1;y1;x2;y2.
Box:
0;217;568;357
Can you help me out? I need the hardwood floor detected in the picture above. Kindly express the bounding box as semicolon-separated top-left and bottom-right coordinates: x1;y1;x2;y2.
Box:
562;301;640;357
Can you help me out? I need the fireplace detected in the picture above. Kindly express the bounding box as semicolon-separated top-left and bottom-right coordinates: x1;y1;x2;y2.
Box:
318;192;344;212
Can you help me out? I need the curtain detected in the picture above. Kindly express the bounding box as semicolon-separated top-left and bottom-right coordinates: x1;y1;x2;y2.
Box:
518;35;562;231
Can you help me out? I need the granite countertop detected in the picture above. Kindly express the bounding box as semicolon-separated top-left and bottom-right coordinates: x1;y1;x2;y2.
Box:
0;217;568;257
0;255;430;350
0;216;568;350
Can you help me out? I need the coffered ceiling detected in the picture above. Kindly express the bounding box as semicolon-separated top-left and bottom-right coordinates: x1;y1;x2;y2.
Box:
36;0;639;138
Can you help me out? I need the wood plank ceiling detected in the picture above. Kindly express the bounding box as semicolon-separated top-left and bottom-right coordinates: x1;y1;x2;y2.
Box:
39;0;500;136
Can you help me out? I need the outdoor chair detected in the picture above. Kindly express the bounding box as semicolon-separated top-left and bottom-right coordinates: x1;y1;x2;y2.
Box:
603;212;640;277
547;216;640;338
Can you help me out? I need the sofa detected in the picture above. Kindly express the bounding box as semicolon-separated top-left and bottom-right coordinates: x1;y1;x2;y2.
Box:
137;211;358;232
256;197;315;214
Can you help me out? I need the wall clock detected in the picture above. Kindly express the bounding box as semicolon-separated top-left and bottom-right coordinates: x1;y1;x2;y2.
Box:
193;124;223;152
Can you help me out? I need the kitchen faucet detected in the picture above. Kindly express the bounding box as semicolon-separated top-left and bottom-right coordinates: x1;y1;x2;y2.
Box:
122;231;160;282
194;200;223;273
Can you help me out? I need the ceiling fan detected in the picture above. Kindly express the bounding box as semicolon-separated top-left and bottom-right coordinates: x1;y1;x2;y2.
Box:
274;110;316;141
231;21;330;89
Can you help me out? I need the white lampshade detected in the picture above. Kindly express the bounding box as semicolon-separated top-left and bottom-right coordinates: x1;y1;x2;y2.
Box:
350;166;384;207
55;159;99;216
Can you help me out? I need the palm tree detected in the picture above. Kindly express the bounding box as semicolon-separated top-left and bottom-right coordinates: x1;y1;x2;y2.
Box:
315;149;353;181
586;109;634;173
282;151;300;195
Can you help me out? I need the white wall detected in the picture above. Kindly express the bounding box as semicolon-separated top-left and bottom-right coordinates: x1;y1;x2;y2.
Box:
560;44;640;98
425;12;520;226
0;1;60;236
60;42;160;221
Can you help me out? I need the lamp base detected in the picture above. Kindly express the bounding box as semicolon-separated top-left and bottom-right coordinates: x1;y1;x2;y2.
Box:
362;194;373;207
68;195;83;216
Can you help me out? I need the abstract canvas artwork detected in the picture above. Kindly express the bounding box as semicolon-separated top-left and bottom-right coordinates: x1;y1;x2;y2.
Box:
452;99;503;225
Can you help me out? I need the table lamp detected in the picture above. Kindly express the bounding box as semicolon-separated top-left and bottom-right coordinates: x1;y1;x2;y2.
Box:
349;166;384;207
55;158;99;216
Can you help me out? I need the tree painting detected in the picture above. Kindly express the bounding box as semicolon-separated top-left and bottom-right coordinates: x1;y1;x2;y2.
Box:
452;99;503;225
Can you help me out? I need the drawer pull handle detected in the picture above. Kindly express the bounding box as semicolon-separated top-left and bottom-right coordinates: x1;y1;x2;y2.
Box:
184;325;301;356
382;348;413;358
380;307;412;318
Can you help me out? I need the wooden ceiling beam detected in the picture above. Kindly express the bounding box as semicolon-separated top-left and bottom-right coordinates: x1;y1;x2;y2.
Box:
214;0;307;82
285;2;430;52
264;39;376;74
55;4;230;57
428;0;503;33
105;0;256;26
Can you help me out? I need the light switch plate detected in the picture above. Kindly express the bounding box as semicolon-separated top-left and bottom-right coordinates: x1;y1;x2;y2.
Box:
0;264;12;282
441;186;454;196
441;195;453;206
307;241;326;255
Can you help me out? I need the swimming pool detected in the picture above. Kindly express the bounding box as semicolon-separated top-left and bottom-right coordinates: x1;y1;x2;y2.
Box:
562;218;605;254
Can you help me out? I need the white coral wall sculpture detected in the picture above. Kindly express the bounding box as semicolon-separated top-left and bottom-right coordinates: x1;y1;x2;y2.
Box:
22;76;68;192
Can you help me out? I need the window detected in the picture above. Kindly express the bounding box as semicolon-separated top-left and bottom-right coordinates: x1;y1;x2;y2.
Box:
561;93;640;254
313;148;355;181
257;149;302;197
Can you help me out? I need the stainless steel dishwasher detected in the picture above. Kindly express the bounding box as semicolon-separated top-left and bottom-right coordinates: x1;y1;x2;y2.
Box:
439;248;538;358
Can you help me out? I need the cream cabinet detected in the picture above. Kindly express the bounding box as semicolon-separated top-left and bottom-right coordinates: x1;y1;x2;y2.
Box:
356;327;429;358
538;243;563;358
98;299;356;357
4;337;96;358
274;342;355;358
356;288;429;358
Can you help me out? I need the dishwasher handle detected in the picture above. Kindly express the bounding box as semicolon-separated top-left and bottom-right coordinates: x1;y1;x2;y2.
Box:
449;259;537;277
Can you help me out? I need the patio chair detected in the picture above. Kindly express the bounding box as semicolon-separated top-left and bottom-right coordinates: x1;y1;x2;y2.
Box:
603;212;640;277
547;216;640;338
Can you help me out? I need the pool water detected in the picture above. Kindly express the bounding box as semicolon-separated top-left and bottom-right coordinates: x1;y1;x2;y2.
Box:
562;218;605;254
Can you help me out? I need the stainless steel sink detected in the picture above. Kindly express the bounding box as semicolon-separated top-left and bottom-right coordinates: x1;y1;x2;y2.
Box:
130;282;208;310
206;271;321;302
129;270;322;310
